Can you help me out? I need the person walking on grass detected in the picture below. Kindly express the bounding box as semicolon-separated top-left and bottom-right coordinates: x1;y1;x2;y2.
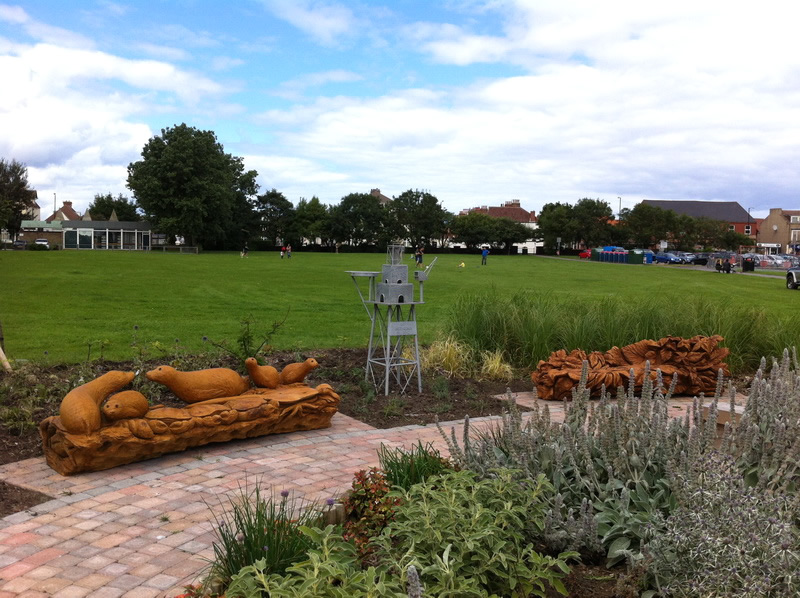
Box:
481;246;489;265
287;244;292;258
415;246;424;268
280;246;285;259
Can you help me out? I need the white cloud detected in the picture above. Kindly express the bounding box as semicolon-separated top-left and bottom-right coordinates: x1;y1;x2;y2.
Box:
273;69;363;99
0;4;94;48
135;43;192;62
259;0;357;46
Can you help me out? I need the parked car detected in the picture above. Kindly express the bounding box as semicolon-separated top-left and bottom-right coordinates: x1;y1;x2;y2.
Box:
654;252;685;264
674;251;698;263
12;239;27;250
579;248;592;259
692;252;711;266
786;266;800;289
34;238;49;248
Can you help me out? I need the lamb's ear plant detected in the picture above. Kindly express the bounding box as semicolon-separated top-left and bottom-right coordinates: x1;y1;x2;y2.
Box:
437;361;718;565
643;451;800;598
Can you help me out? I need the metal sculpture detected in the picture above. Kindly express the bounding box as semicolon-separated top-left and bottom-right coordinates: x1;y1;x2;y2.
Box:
347;245;436;394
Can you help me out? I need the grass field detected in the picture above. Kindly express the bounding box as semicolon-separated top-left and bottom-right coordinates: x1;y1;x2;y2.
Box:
0;249;796;364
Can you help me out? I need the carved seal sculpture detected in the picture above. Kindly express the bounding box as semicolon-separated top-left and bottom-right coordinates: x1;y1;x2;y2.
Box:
102;390;150;421
279;358;319;385
146;365;250;403
59;371;136;435
245;357;280;389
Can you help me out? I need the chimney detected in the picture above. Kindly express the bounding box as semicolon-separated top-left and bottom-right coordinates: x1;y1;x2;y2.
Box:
64;201;72;207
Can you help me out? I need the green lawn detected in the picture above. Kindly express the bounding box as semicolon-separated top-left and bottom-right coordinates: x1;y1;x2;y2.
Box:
0;249;794;363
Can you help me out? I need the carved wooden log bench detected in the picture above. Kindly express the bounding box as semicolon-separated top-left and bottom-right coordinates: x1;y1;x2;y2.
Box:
39;365;340;475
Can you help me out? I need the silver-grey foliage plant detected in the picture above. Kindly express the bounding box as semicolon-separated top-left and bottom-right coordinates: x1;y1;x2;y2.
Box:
438;348;800;594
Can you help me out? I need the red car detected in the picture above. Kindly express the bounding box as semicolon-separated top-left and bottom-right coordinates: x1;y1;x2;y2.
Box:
579;249;592;259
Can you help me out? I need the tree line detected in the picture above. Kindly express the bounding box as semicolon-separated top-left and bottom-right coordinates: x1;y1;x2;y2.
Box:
124;123;531;251
535;198;752;253
2;123;751;252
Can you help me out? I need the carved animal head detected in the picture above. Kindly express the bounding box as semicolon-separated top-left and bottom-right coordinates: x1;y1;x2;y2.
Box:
306;358;319;369
245;357;258;370
146;365;176;382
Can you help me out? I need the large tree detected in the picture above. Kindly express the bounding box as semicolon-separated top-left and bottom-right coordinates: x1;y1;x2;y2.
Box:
127;123;259;248
618;203;676;248
493;218;532;253
572;198;614;248
391;189;450;248
88;193;140;221
255;188;295;246
535;202;578;251
450;212;497;249
328;192;396;247
0;158;37;240
293;196;330;246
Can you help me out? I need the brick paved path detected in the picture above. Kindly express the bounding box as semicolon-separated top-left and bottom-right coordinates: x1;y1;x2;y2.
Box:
0;394;698;598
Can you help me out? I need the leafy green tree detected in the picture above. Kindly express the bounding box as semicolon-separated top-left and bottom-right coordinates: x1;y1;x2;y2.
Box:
293;196;330;246
328;193;395;248
719;229;752;251
255;188;295;246
450;212;497;249
619;203;676;248
127;123;259;248
492;217;532;254
536;202;577;251
0;158;37;240
88;193;140;221
572;198;613;248
391;189;449;248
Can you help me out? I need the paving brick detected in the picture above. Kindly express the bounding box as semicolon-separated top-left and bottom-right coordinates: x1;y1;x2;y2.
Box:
52;585;91;598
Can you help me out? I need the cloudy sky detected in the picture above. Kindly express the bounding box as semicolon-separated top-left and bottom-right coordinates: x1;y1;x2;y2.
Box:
2;1;798;219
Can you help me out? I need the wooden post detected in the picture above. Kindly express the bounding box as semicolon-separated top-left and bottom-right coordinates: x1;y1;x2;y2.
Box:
0;344;11;373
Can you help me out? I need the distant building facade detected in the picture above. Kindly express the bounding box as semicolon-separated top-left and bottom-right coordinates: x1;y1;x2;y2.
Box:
757;208;800;254
20;201;152;250
641;199;759;240
458;199;542;254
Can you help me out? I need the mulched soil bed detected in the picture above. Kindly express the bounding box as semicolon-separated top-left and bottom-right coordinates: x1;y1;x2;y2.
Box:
0;347;532;516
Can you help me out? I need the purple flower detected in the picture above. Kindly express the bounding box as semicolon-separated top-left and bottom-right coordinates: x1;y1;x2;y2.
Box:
280;489;289;498
326;498;336;506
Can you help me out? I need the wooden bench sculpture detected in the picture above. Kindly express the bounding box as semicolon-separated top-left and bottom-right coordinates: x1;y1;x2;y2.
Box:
531;335;730;401
40;360;339;475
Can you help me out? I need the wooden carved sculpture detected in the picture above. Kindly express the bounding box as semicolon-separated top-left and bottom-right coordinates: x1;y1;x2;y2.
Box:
40;361;340;475
531;335;730;400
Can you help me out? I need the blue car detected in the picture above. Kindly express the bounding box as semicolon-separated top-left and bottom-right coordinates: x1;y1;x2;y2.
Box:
654;252;685;264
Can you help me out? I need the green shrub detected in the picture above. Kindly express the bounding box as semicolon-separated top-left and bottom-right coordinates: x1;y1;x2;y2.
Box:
377;441;453;491
342;468;402;560
374;469;577;597
227;525;408;598
204;486;320;594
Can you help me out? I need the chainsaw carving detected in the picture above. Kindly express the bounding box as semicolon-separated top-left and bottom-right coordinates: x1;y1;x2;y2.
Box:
532;335;730;401
40;363;340;475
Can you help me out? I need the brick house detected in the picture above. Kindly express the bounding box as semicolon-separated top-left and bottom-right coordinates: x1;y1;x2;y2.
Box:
459;199;542;253
757;208;800;254
641;199;758;241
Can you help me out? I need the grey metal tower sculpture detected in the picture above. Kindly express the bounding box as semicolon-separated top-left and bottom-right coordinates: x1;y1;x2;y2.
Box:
347;245;436;394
